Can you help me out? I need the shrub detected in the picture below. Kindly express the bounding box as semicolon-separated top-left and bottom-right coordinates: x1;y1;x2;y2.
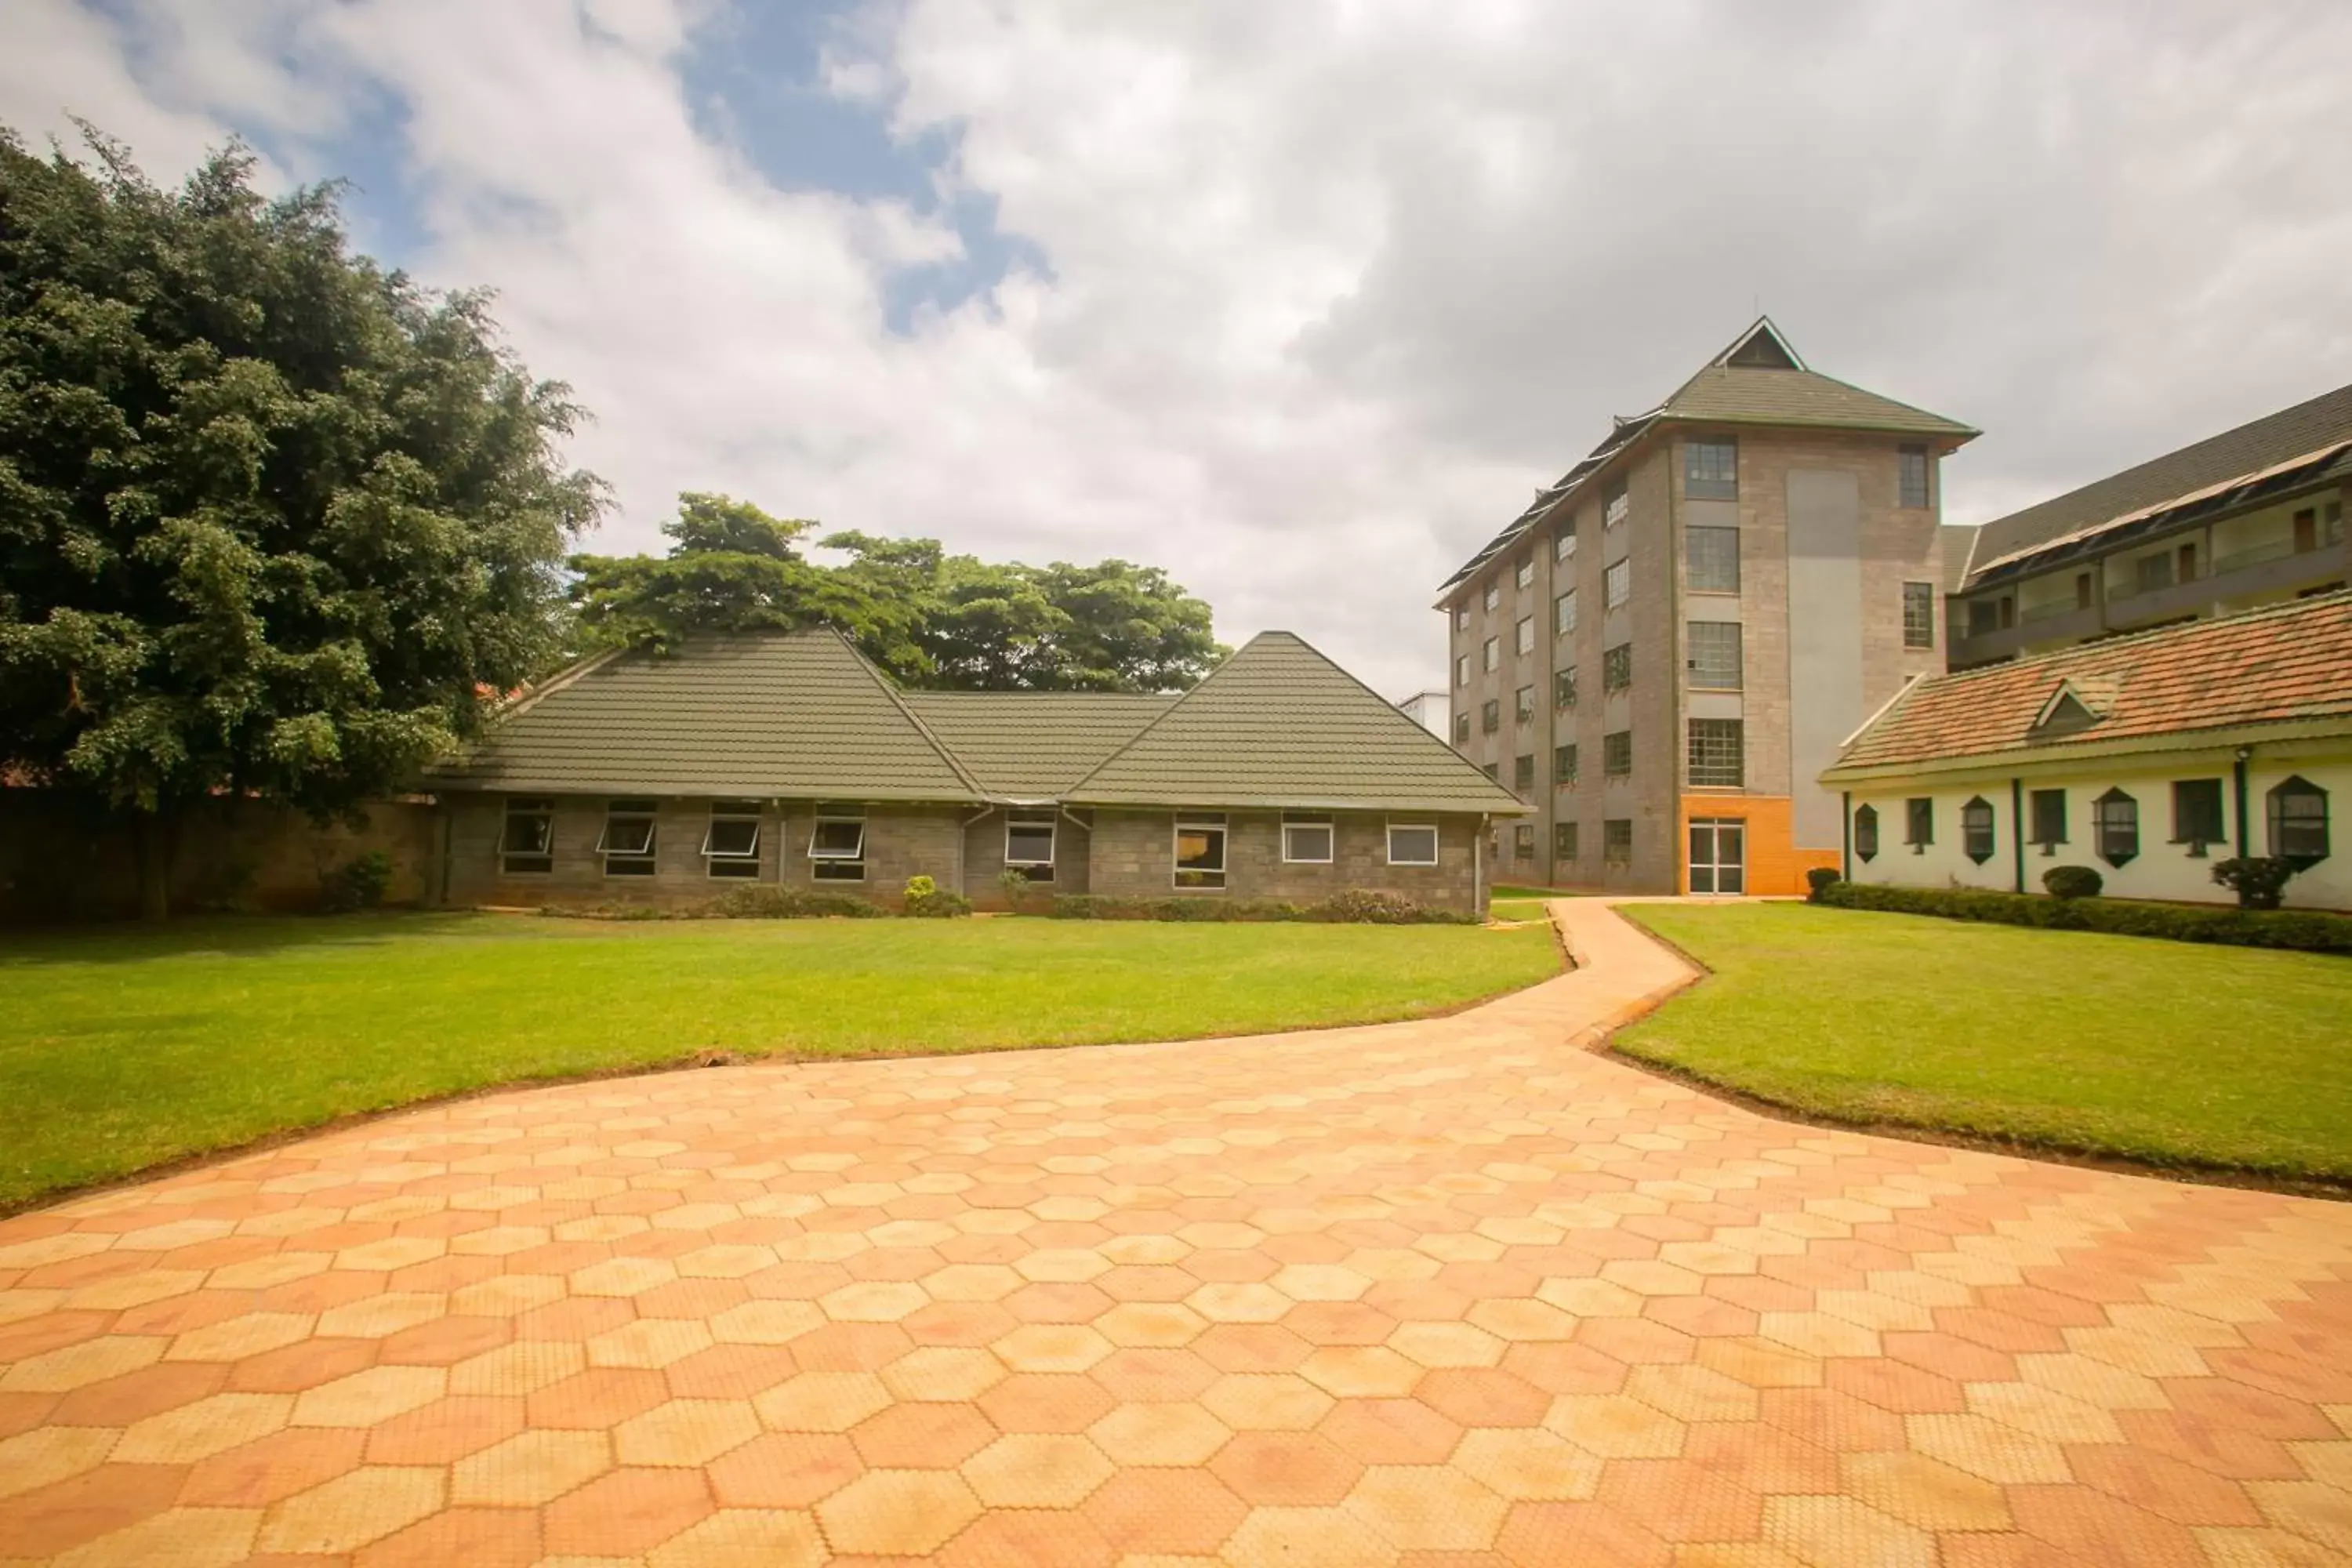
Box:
1804;868;1842;902
321;851;394;913
996;866;1034;912
2211;856;2298;910
1047;891;1473;925
2042;865;2103;900
699;886;885;920
1812;880;2352;954
902;874;972;918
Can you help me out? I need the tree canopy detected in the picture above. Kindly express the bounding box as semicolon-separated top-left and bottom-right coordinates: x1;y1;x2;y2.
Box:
569;495;1224;693
0;125;600;909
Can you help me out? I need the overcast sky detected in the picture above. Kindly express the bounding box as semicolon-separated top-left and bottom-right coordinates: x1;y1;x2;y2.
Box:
6;0;2348;695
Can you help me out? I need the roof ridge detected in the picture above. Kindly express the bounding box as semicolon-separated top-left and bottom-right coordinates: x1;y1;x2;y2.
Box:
820;626;989;799
1061;631;1261;798
1257;629;1530;801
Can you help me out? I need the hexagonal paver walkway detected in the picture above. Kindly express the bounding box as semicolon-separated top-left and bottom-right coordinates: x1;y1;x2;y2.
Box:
4;902;2351;1566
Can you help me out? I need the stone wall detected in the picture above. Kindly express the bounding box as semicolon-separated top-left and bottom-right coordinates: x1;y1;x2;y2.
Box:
960;807;1094;908
1084;808;1485;914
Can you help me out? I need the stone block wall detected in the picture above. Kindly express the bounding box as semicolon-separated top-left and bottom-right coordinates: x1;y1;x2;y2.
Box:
1084;808;1485;913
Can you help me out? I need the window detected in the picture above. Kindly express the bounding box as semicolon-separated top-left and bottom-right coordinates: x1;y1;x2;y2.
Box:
1483;637;1499;672
2075;572;2094;610
2095;788;2139;866
1514;823;1535;859
1554;743;1577;786
2268;776;2329;866
2293;509;2318;553
2135;552;2174;593
1484;583;1501;612
1454;654;1469;688
2171;780;2225;855
1555;590;1577;636
1603;480;1629;528
1515;685;1534;724
1603;819;1633;864
2030;789;2067;853
2325;500;2345;546
1603;557;1631;609
1483;762;1500;782
1555;522;1577;561
1686;437;1737;499
1686;622;1742;690
1687;720;1743;788
1481;699;1500;734
1555;822;1578;861
1603;730;1633;778
499;797;555;875
597;798;659;877
1174;815;1229;888
1515;556;1534;590
1686;526;1740;593
1853;804;1879;862
1455;604;1470;633
1967;599;2001;637
1006;810;1058;880
1902;583;1936;650
1280;813;1333;864
1961;797;1996;865
1602;643;1632;692
1554;666;1578;710
809;806;868;880
1387;823;1439;866
1515;616;1534;656
1899;445;1930;509
1454;712;1471;746
1904;797;1933;850
1513;753;1535;794
703;800;761;879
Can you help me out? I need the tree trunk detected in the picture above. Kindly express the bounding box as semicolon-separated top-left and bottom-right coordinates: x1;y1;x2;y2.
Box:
131;809;175;921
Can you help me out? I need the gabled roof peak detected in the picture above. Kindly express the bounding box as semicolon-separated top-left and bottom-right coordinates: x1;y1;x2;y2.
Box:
1711;315;1806;372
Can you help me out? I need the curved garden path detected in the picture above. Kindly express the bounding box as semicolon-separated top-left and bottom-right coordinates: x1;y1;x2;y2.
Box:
2;902;2349;1566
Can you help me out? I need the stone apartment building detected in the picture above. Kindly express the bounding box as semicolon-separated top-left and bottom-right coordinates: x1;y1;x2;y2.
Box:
1435;319;1976;895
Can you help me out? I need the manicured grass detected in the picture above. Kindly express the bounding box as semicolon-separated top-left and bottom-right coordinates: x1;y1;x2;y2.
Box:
1494;884;1584;899
1616;903;2352;1184
1489;899;1551;922
0;913;1559;1209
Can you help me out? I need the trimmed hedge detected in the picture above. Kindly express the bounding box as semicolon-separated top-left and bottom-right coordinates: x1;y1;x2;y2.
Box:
1813;880;2352;954
543;887;890;920
1048;891;1476;925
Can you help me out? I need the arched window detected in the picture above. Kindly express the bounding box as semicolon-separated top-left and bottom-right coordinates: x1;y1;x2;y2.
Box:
2094;788;2139;866
1961;797;1996;865
1853;804;1880;862
2267;776;2330;867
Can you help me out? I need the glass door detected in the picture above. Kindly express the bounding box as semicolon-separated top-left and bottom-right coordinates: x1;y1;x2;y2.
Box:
1688;818;1746;895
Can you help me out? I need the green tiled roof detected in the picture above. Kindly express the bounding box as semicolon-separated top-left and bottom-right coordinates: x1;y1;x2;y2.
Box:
426;631;981;800
1067;632;1528;815
901;691;1174;798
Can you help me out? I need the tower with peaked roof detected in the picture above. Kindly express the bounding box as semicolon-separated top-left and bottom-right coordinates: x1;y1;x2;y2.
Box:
1434;319;1977;895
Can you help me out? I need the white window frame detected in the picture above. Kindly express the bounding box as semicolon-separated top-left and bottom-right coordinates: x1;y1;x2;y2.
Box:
1515;616;1534;655
595;799;659;877
499;797;555;876
1482;637;1498;672
1555;589;1577;636
1514;556;1534;590
702;800;761;879
1483;583;1500;612
1004;810;1057;872
1281;814;1334;865
809;806;868;881
1174;815;1229;890
1386;822;1439;867
1554;522;1577;561
1454;653;1469;688
1454;604;1470;632
1604;557;1631;610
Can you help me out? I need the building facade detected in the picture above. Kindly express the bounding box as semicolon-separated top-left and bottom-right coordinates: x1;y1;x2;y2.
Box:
1947;383;2351;669
1820;591;2350;912
1435;320;1976;895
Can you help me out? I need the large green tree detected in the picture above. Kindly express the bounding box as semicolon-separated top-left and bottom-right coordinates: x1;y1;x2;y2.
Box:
575;495;1223;692
0;128;601;914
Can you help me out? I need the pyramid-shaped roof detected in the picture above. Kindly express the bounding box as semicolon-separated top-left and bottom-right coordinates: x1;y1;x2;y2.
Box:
1067;632;1527;815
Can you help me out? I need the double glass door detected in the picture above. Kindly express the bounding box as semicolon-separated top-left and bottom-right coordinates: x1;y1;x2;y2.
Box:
1688;818;1745;895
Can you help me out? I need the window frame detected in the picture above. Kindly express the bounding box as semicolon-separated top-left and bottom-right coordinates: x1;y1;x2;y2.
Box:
1687;718;1744;789
1515;615;1534;656
2028;788;2067;854
1685;621;1743;691
1602;643;1632;692
2169;779;2225;856
1514;685;1535;724
1603;481;1629;528
499;797;557;877
1386;822;1439;867
1483;637;1499;672
1904;797;1934;851
1961;796;1997;865
1554;522;1577;561
1554;665;1578;710
1004;809;1058;874
1602;818;1633;865
1898;444;1930;509
1555;589;1577;637
1279;813;1334;866
1453;711;1471;746
702;800;763;879
596;797;660;878
1602;729;1633;779
1603;557;1631;610
1686;525;1740;594
1483;583;1501;612
1515;555;1534;590
1481;698;1501;735
808;807;869;880
2267;775;2330;868
1853;804;1879;862
1513;822;1535;860
1901;582;1936;650
1454;654;1469;688
1454;605;1470;633
1554;742;1577;786
1512;753;1536;794
2095;788;2140;867
1685;437;1738;500
1173;814;1230;890
1554;821;1578;861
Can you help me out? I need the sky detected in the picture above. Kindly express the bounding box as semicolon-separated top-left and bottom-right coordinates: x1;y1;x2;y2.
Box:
5;0;2349;698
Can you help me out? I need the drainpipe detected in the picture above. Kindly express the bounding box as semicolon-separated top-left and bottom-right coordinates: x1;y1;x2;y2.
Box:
2010;778;2026;893
2234;748;2252;858
1840;790;1852;882
1475;814;1488;914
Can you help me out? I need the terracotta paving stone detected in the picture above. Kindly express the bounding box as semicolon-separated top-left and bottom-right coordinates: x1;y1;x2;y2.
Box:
3;901;2350;1565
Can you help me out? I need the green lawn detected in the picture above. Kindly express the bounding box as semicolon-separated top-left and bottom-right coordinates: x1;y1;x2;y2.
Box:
1617;903;2352;1185
1491;884;1579;922
0;913;1559;1210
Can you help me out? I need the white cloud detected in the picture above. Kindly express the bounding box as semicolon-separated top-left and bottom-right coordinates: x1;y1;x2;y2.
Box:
4;0;2350;697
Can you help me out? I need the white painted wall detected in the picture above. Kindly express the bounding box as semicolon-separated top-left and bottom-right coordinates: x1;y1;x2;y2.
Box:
1842;750;2351;911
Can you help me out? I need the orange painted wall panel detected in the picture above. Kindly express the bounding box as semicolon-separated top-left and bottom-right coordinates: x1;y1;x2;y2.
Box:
1677;795;1840;897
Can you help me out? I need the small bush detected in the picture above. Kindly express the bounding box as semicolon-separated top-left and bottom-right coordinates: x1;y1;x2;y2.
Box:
1804;868;1842;902
2041;865;2103;900
902;874;972;918
2211;856;2298;910
996;867;1034;912
1047;891;1473;925
1813;880;2352;953
322;851;395;913
699;886;886;920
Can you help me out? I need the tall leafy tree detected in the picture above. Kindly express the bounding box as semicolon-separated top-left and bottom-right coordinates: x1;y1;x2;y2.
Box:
0;126;601;914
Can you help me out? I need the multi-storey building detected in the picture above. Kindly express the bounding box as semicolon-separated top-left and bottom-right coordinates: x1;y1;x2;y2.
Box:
1945;383;2352;669
1435;319;1976;895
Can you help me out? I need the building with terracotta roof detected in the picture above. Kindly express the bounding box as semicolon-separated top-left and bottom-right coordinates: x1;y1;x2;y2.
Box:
1435;318;1977;895
1820;590;2350;909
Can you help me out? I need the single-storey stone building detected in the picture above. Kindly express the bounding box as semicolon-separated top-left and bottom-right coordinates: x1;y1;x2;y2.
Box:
426;628;1526;915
